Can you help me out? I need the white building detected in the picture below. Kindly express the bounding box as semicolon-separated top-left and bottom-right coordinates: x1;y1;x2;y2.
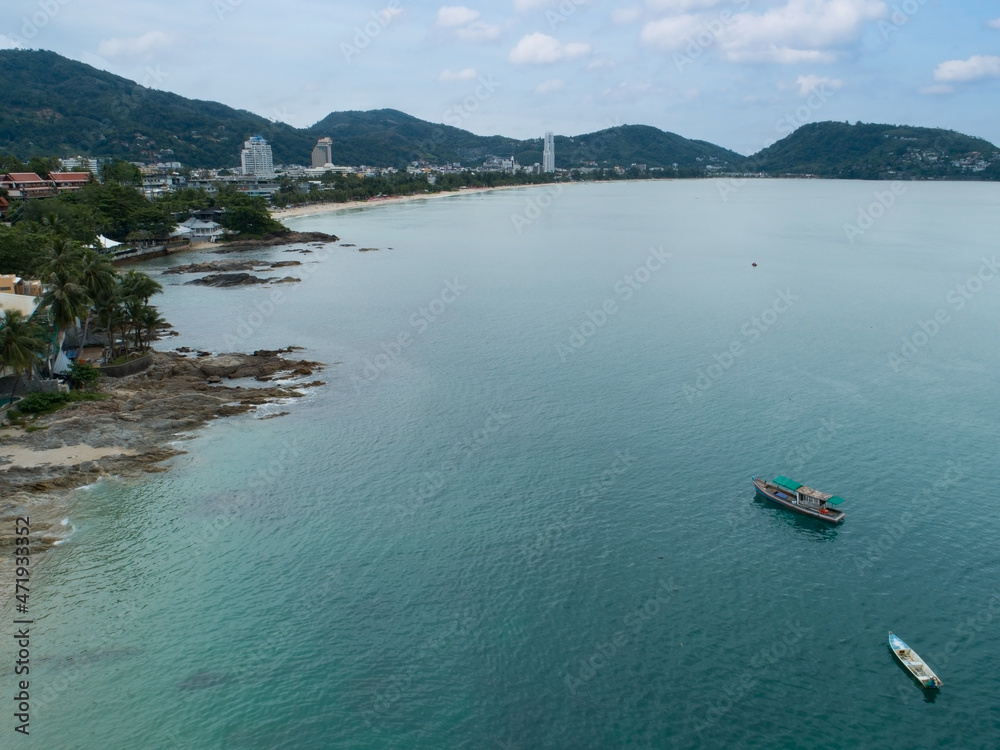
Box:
241;136;275;179
543;132;555;173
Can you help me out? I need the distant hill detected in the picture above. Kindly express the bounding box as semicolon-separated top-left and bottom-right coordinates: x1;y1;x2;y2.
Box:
0;49;738;170
748;121;1000;179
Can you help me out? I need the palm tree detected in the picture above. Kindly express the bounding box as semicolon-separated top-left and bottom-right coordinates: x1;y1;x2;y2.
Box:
38;270;92;372
40;238;83;279
77;249;117;353
120;270;162;304
0;309;45;401
137;305;166;352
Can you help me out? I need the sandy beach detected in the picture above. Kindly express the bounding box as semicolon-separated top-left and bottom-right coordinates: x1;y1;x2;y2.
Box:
270;183;536;222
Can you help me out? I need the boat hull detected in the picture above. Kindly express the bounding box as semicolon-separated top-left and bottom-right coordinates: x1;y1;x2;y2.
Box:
752;477;845;524
889;632;942;689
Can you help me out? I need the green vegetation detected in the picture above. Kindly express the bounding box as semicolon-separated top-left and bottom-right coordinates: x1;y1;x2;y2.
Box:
67;361;100;390
158;187;284;237
748;122;1000;179
9;390;108;417
0;231;164;385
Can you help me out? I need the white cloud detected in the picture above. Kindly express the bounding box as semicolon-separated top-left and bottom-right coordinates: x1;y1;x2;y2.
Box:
641;0;887;64
988;18;1000;29
612;6;643;24
98;31;172;58
534;78;566;94
437;6;480;27
933;55;1000;82
438;68;479;81
796;74;843;95
639;15;703;51
456;22;502;42
919;84;955;95
588;57;617;69
508;33;591;63
646;0;725;10
514;0;556;10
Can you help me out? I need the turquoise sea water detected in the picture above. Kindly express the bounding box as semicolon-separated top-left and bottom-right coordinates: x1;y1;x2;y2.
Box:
5;179;1000;748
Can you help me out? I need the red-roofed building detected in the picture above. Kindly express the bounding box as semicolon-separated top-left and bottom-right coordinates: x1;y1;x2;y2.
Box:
0;196;9;220
49;171;92;192
0;172;57;199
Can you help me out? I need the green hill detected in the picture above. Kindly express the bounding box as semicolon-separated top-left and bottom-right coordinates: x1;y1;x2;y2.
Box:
748;121;1000;179
0;49;739;170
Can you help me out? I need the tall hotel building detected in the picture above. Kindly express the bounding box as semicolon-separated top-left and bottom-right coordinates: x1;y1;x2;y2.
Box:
312;137;334;168
241;135;275;178
542;132;555;173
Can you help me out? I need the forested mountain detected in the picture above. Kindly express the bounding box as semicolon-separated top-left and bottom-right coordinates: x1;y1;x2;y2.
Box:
748;121;1000;179
0;50;737;170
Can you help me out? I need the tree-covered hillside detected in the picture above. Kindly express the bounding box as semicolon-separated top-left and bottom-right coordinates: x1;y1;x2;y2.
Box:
0;50;740;170
748;121;1000;179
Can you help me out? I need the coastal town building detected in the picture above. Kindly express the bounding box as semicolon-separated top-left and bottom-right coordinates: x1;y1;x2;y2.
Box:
0;172;57;199
311;137;334;168
241;135;275;179
543;132;555;173
49;172;92;191
173;216;226;242
0;275;42;319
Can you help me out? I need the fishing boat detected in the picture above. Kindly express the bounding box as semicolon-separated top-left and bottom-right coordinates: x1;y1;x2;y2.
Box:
889;632;942;689
751;476;846;523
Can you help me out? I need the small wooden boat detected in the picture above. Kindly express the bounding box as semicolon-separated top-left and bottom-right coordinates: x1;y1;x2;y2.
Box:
889;632;942;689
751;475;846;523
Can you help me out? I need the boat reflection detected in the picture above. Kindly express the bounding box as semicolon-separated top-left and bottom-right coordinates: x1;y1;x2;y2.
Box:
750;492;840;540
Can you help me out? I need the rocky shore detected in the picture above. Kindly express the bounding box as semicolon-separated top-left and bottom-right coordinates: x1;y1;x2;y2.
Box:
212;230;339;254
0;350;325;573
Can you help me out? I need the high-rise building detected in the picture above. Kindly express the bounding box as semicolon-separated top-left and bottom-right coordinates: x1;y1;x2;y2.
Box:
241;135;275;178
542;132;555;173
311;137;334;168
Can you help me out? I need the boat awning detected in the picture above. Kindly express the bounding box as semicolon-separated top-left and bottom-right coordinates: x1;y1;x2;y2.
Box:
774;475;802;491
826;495;845;505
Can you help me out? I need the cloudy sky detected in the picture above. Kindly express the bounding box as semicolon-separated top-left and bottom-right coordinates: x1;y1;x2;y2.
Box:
4;0;999;154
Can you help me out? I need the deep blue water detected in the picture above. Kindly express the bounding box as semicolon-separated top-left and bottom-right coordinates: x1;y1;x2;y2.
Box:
5;179;1000;749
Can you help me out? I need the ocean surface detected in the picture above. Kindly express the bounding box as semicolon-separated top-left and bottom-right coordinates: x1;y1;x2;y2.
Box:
6;179;1000;749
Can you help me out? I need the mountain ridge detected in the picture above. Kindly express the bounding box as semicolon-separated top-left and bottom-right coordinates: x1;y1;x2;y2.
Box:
1;49;998;179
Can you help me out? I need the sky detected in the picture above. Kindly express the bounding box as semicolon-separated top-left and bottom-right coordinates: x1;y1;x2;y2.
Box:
3;0;999;155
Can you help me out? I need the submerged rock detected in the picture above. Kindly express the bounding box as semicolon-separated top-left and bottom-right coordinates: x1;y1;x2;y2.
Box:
186;273;274;287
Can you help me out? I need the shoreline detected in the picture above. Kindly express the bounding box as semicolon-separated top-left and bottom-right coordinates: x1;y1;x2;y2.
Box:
270;183;539;222
0;350;325;606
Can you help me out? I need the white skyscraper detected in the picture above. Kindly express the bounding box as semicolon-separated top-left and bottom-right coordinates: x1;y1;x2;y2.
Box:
241;135;275;178
542;132;555;173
